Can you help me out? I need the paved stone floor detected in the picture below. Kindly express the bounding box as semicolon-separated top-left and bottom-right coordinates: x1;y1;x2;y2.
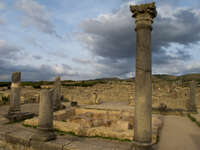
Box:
155;115;200;150
83;101;134;111
0;120;134;150
0;103;39;116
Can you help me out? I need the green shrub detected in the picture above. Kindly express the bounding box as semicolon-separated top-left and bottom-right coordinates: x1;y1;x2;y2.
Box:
158;103;167;112
0;82;10;87
63;98;69;102
187;114;196;122
62;80;106;87
2;96;9;104
187;114;200;127
32;84;41;89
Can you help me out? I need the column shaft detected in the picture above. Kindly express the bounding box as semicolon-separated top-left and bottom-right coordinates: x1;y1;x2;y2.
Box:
53;76;61;110
135;26;152;143
38;89;54;129
9;72;21;114
32;89;56;141
130;3;157;149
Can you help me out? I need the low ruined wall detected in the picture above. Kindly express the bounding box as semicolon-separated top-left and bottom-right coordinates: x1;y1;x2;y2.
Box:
62;81;200;110
62;82;134;104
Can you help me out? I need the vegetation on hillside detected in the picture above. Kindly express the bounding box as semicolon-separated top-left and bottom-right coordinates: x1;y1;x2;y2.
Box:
0;73;200;88
62;80;107;87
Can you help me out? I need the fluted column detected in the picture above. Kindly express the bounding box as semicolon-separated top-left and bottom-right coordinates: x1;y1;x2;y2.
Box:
130;2;157;150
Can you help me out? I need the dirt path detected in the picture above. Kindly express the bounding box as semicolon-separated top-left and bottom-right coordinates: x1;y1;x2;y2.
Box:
156;115;200;150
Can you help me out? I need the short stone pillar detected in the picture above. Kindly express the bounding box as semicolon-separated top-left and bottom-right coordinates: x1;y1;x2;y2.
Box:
91;92;101;104
31;89;56;141
53;76;62;110
6;72;34;121
187;80;197;112
130;2;157;150
8;72;21;117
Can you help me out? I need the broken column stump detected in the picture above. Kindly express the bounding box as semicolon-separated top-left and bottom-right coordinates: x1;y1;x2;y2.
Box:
53;76;65;111
6;72;34;121
187;80;197;112
31;89;56;141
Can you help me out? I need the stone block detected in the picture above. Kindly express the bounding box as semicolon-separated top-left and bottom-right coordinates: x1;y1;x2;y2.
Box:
6;112;34;122
92;119;105;127
71;116;93;128
5;130;32;147
114;120;129;130
31;129;56;142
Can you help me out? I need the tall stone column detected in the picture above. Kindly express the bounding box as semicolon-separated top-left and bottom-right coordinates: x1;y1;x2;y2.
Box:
187;80;197;112
53;76;62;110
32;89;56;141
8;72;21;117
130;2;157;150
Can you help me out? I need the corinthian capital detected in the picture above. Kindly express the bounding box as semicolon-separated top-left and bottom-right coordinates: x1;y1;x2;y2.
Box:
130;2;157;27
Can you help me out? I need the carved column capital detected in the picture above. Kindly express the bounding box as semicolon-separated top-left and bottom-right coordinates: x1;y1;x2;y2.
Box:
130;2;157;30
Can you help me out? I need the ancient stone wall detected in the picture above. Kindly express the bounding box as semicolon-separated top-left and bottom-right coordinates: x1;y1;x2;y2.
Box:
62;81;134;104
0;80;199;110
62;81;200;110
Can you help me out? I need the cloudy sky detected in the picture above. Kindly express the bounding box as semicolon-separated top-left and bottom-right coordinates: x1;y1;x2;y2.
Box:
0;0;200;81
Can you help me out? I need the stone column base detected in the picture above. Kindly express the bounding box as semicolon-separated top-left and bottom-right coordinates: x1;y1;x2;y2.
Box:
131;140;155;150
5;112;34;122
31;128;56;142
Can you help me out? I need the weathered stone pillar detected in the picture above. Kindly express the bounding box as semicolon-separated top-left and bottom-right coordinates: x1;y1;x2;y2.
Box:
8;72;21;117
53;76;62;110
130;2;157;150
32;89;56;141
6;72;34;121
187;80;197;112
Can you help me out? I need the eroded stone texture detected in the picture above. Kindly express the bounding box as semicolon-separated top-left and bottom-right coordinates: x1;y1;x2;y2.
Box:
31;89;56;141
130;2;157;149
8;72;21;117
